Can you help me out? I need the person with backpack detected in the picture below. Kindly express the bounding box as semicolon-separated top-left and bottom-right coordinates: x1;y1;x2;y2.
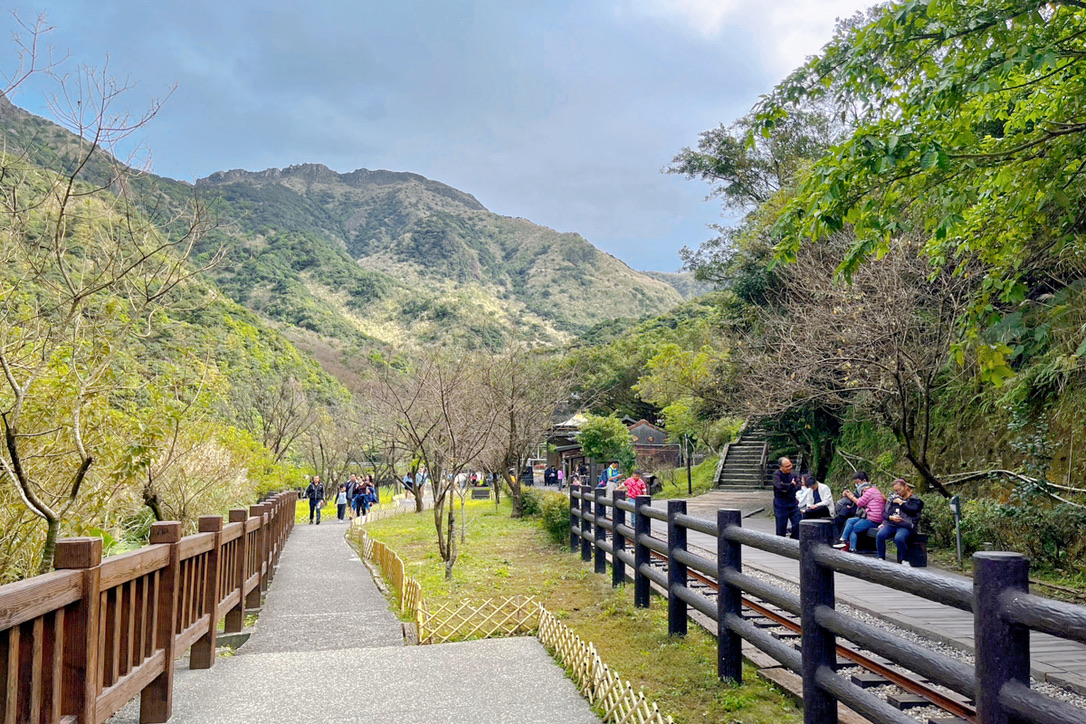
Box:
834;479;886;551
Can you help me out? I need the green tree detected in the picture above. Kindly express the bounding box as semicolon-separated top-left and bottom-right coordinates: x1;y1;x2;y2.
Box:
0;49;217;571
577;415;635;474
757;0;1086;375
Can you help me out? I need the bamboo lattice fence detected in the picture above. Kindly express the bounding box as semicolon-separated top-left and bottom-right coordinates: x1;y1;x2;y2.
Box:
419;596;538;644
537;606;674;724
352;523;674;724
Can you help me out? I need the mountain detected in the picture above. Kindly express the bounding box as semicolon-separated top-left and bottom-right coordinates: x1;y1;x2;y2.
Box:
0;94;684;356
641;271;714;300
192;163;684;350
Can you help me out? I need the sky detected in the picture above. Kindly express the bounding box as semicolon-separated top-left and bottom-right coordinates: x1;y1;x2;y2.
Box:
0;1;874;271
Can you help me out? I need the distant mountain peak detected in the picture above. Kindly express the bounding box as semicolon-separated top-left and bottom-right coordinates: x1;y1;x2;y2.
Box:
196;164;486;211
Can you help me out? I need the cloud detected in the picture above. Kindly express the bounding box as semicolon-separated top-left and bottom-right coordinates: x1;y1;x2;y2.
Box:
621;0;742;37
622;0;875;75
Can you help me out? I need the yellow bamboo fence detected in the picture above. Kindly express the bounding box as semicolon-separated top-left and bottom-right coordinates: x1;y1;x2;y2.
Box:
351;523;675;724
537;606;674;724
419;595;539;643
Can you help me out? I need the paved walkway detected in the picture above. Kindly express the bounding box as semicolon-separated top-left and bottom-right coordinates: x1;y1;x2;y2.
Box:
112;517;599;723
646;490;1086;695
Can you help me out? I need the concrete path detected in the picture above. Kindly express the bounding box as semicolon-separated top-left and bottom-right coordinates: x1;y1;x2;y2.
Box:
646;489;1086;694
111;517;599;723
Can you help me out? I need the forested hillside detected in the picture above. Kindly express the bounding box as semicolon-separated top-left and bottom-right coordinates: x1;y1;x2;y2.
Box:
574;0;1086;577
192;163;683;350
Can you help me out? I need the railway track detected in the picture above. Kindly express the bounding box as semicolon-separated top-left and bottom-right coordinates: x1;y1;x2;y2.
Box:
639;539;975;724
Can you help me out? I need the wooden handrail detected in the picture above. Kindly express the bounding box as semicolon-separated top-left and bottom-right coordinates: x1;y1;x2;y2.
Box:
0;491;297;724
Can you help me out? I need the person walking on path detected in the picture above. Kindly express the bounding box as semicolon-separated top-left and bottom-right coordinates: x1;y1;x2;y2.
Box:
336;485;348;522
557;467;565;490
772;458;802;538
618;470;648;531
305;476;325;525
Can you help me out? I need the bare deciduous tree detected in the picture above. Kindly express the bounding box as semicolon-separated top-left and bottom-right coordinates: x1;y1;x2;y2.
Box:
374;350;498;579
0;28;220;570
481;343;572;517
732;235;974;496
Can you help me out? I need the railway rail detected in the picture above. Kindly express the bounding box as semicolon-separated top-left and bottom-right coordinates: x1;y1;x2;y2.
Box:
642;542;977;723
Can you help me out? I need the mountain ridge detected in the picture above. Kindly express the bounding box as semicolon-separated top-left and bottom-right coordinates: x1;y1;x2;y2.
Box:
0;96;686;357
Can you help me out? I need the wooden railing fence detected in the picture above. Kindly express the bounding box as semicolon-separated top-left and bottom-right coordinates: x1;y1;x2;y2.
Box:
0;491;296;724
569;484;1086;724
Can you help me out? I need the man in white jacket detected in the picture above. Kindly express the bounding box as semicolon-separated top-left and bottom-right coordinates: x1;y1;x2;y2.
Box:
796;473;835;520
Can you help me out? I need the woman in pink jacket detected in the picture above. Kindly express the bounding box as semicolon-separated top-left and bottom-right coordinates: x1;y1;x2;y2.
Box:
833;481;885;551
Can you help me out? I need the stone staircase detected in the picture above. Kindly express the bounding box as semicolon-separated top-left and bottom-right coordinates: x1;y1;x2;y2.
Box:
714;426;770;489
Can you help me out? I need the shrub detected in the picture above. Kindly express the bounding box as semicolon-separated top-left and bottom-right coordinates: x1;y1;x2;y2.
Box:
926;495;1086;574
919;494;955;549
539;493;571;545
522;488;545;517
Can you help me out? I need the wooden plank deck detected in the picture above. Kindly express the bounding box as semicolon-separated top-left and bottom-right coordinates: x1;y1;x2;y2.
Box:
645;490;1086;694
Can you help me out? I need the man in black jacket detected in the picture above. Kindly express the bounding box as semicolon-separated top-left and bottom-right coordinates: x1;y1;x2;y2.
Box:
772;458;802;539
305;476;325;525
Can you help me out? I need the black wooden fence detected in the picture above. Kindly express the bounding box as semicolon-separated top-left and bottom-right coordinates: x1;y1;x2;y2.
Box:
568;485;1086;724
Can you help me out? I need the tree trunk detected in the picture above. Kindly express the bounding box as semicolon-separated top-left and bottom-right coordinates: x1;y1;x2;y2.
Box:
903;450;952;498
445;508;456;580
143;483;165;521
38;516;59;574
459;493;466;545
506;473;524;517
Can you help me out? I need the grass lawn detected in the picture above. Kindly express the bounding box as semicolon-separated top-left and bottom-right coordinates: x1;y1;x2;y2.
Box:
363;496;800;724
655;457;719;499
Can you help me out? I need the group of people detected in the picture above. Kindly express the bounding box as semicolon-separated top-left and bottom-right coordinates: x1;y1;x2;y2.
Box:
543;465;565;489
302;473;380;525
772;458;925;564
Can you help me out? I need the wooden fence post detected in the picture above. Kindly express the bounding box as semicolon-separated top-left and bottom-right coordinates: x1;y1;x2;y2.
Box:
593;488;607;575
633;495;651;608
140;521;182;724
612;489;626;587
717;509;743;684
256;503;271;593
190;516;222;670
974;552;1030;724
799;520;837;724
569;486;580;553
580;489;593;563
54;537;102;724
250;504;266;597
667;500;687;636
245;506;262;611
225;509;248;633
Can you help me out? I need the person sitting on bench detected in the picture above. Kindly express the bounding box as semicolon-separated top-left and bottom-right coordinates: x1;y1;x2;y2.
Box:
876;478;924;564
833;479;884;551
796;473;834;520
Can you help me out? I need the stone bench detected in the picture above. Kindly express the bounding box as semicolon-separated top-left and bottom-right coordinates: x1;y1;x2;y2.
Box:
470;486;491;500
